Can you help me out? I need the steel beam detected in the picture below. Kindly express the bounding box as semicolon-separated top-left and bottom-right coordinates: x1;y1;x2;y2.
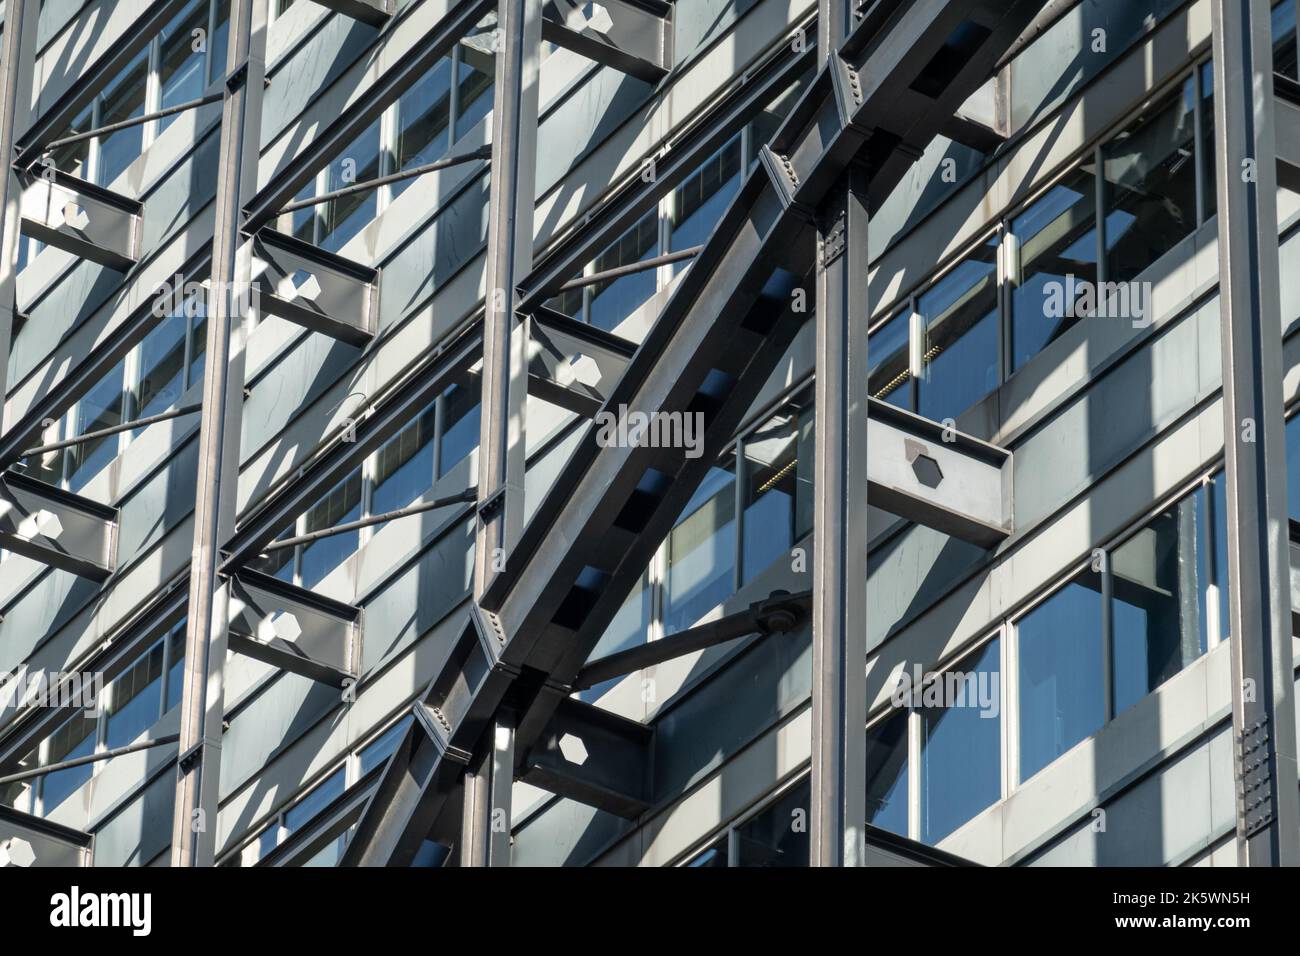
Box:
865;398;1012;547
252;230;378;348
171;0;270;869
313;0;394;27
18;171;142;272
540;0;672;84
459;718;515;865
343;0;1040;866
0;471;118;581
518;696;652;820
226;569;363;688
1273;74;1300;193
0;0;35;408
1211;0;1300;867
475;0;542;602
573;589;810;690
0;803;91;867
810;166;868;866
527;305;636;417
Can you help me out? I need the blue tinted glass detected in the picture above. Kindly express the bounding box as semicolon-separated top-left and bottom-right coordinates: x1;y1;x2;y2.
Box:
358;716;413;776
866;712;908;836
918;241;1000;422
581;574;650;702
455;54;493;140
284;769;346;834
1111;491;1207;715
670;139;742;274
589;213;658;332
920;640;1000;843
1018;578;1105;781
1287;415;1300;522
394;59;452;198
300;474;362;588
869;312;912;410
136;314;187;420
105;643;165;749
372;406;436;516
742;405;802;583
69;361;126;492
321;121;381;253
665;465;736;634
438;386;480;477
42;716;97;812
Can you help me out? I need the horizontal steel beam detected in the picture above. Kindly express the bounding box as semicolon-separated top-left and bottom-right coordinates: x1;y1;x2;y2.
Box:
0;471;117;580
540;0;672;84
227;568;362;687
527;305;636;417
1274;74;1300;192
19;172;142;272
0;803;91;867
518;696;653;819
253;230;378;348
573;589;810;689
313;0;394;28
865;398;1012;547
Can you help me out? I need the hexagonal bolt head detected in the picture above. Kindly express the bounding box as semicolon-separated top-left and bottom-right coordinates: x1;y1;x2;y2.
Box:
904;439;943;489
558;732;589;765
18;508;63;541
0;837;36;868
269;612;302;642
283;269;322;303
581;2;613;33
557;353;602;389
60;202;90;231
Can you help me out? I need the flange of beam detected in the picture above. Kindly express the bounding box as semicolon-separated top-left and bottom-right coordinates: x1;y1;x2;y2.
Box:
252;230;379;348
527;305;636;417
19;172;143;273
314;0;394;28
0;471;118;581
540;0;672;84
227;568;363;687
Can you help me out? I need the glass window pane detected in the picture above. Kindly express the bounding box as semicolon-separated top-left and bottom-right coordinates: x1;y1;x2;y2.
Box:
438;384;480;477
165;623;187;714
665;460;736;634
1010;166;1099;371
394;59;452;198
358;716;413;776
733;779;809;867
920;639;1000;843
589;212;658;332
685;835;728;867
159;1;210;133
455;45;494;140
50;104;93;181
372;403;437;516
865;712;908;836
96;52;149;186
868;311;913;410
249;526;296;582
1274;0;1298;79
1103;78;1198;283
918;236;1000;422
1200;62;1216;221
1017;572;1105;782
135;314;188;420
669;136;742;271
68;360;127;492
1111;490;1208;715
742;393;810;583
581;570;650;702
284;768;347;866
320;121;381;253
42;714;97;812
300;471;362;588
105;641;165;748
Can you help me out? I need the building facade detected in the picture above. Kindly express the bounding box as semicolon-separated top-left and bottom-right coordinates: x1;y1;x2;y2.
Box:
0;0;1297;868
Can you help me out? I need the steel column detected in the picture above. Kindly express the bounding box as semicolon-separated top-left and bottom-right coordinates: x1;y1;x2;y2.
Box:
1211;0;1300;866
0;0;35;407
475;0;543;603
459;719;515;866
171;0;270;868
810;166;870;867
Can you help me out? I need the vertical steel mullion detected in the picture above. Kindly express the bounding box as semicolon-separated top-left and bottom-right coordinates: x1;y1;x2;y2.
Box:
473;0;542;602
1100;548;1114;723
810;161;869;867
733;437;746;590
0;0;35;410
1093;144;1107;290
1194;64;1208;227
171;0;270;868
1211;0;1300;867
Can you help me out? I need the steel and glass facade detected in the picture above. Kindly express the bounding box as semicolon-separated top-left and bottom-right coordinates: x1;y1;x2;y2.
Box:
0;0;1298;869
